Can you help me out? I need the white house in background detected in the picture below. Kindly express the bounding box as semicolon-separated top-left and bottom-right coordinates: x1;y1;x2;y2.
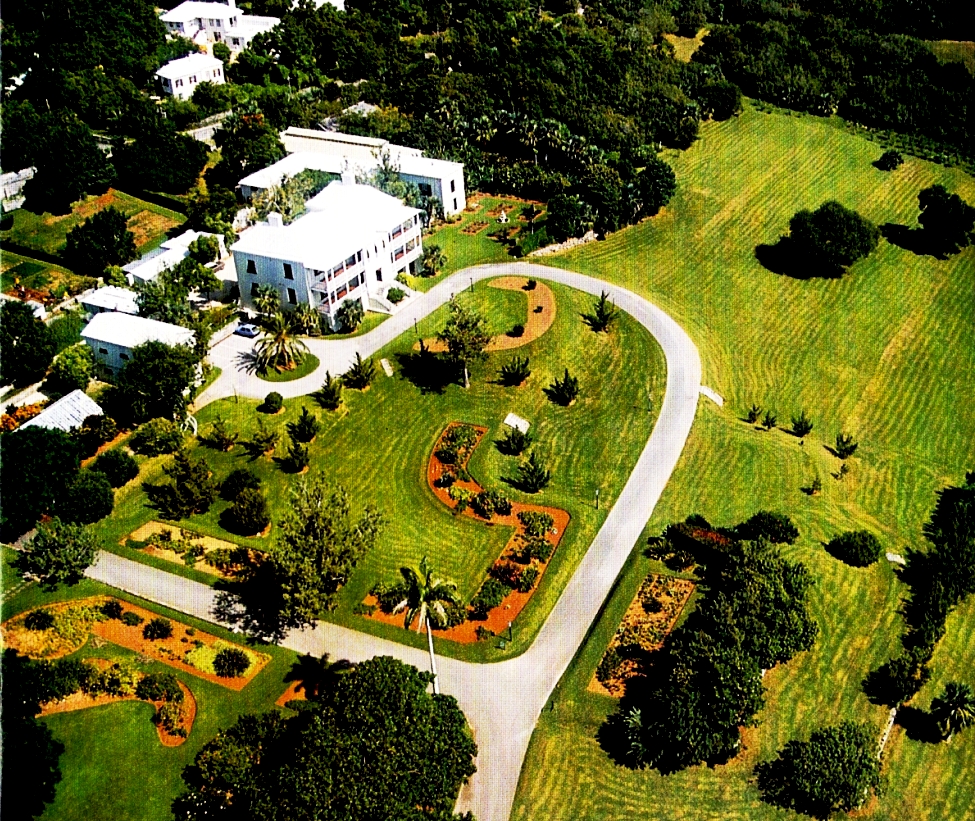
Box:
239;127;467;215
156;53;225;100
19;390;103;434
123;229;230;291
160;0;279;53
1;166;35;212
232;176;423;328
81;313;196;378
79;286;140;317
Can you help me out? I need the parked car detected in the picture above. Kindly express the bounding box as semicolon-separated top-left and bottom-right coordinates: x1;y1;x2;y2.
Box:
235;323;260;338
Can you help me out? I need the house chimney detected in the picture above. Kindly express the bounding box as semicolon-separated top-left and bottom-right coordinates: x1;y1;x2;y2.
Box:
267;212;283;228
341;158;355;186
227;0;236;8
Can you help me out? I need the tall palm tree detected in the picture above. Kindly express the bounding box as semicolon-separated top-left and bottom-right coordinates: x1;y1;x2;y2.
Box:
393;556;459;695
931;681;975;741
254;312;309;373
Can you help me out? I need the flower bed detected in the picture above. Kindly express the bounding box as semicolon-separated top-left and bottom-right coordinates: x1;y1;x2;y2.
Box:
122;522;256;578
589;574;696;697
1;600;108;659
461;220;490;234
361;422;570;644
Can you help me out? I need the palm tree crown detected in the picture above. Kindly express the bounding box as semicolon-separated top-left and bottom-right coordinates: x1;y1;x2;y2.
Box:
255;312;310;373
931;681;975;741
393;555;459;632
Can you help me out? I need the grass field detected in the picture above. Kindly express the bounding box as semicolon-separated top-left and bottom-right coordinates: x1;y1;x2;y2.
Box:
926;40;975;74
511;104;975;819
93;279;666;662
1;189;185;258
256;353;321;383
0;250;92;295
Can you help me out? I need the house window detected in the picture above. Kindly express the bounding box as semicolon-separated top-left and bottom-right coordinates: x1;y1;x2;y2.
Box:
283;263;293;279
453;198;458;211
189;75;197;83
345;254;357;267
176;79;183;87
99;347;108;355
336;285;348;299
232;37;240;45
246;259;257;274
451;180;456;193
287;288;297;305
376;269;383;282
120;353;130;361
250;283;260;297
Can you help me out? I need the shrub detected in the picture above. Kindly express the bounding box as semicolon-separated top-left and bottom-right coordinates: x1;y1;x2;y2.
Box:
86;661;140;697
737;511;799;545
471;489;511;519
544;368;580;406
335;298;364;331
762;410;777;430
76;413;118;456
343;353;376;390
518;511;555;538
876;150;904;171
489;560;523;588
643;595;664;614
386;286;406;304
791;410;813;438
130;418;185;456
475;625;494;641
499;356;531;386
220;467;260;501
203;417;238;451
521;535;554;563
136;672;182;703
24;608;56;631
143;617;173;640
835;432;859;459
245;417;280;457
583;291;618;333
507;323;525;338
434;471;456;488
746;403;761;423
153;700;186;735
285;438;310;473
121;611;143;626
371;581;409;613
90;449;139;487
440;602;468;628
470;578;508;619
261;392;284;414
314;371;343;410
513;451;551;493
596;647;625;684
516;566;540;593
826;531;882;567
497;427;534;458
524;279;537;290
226;487;271;535
100;599;124;619
287;406;320;443
213;647;251;678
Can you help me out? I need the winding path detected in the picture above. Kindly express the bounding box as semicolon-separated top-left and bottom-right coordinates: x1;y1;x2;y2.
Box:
89;263;703;821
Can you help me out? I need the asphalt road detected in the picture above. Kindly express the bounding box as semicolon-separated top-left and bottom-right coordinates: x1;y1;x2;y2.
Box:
90;263;702;821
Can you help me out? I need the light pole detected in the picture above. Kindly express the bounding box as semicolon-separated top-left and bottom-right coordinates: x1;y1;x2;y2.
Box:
469;277;474;292
508;621;513;642
595;488;600;510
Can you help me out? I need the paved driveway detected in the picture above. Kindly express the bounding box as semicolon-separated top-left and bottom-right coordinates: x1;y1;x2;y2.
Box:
91;263;702;821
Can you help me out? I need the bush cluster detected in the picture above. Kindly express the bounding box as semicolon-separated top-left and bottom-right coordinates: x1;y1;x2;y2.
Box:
143;617;173;641
826;530;882;567
213;647;251;678
470;578;508;620
130;418;185;456
90;449;140;487
471;489;511;520
518;511;554;538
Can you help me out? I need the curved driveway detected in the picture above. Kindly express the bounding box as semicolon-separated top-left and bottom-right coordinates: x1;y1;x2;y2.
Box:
90;263;702;821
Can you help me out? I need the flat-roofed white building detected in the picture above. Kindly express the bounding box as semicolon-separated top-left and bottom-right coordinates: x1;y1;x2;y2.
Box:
123;229;229;291
156;52;225;100
81;313;196;378
79;286;140;317
160;0;279;53
240;127;467;216
232;177;423;328
19;390;103;434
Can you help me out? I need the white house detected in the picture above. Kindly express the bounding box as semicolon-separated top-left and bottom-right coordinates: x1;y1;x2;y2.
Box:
232;176;423;328
81;313;196;378
160;0;279;53
19;390;103;434
239;127;467;216
79;286;140;317
156;52;225;100
122;229;230;292
1;166;35;213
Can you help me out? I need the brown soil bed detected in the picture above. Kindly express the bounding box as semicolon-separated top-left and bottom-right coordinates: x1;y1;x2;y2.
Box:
80;431;130;468
416;277;555;354
275;680;306;708
588;574;696;697
360;423;569;644
461;220;489;235
123;522;256;578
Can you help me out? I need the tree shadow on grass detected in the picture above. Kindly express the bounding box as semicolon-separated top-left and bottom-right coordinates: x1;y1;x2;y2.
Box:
895;705;943;744
234;349;261;376
393;347;455;394
754;237;842;279
879;223;950;259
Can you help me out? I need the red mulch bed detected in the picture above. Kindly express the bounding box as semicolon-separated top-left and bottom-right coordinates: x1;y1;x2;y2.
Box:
360;423;570;644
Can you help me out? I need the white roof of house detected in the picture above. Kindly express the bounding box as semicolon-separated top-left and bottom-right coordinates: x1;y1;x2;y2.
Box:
236;15;279;35
161;1;239;22
80;286;140;315
81;312;195;349
238;152;343;191
232;181;420;270
156;52;223;80
282;126;391;152
19;390;103;433
123;229;217;283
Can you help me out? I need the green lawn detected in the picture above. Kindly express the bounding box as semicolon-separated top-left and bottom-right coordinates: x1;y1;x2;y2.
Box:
511;104;975;819
256;353;320;383
0;250;92;295
1;579;298;821
94;279;665;662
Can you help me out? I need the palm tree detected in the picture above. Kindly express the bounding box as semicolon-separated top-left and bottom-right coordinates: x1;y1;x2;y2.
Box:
931;681;975;741
283;653;355;701
393;556;459;695
254;312;309;373
254;284;280;318
291;302;320;336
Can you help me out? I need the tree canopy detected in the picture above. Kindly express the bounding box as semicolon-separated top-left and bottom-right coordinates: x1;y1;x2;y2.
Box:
787;201;880;276
105;340;199;424
14;517;100;589
0;300;56;387
437;299;491;389
917;184;975;256
63;206;137;277
173;656;476;821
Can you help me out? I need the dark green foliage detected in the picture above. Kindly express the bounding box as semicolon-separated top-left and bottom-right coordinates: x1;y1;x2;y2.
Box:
47;343;94;395
143;617;173;641
210;109;285;189
129;418;185;456
471;490;511;520
736;511;799;545
420;244;446;276
143;449;217;521
437;299;491;389
335;298;364;332
545;368;580;406
287;406;320;443
791;410;813;438
64;207;137;278
225;488;271;536
496;426;534;456
342;352;376;390
931;682;975;741
386;286;406;304
546;193;592;242
57;469;114;524
788;201;880;275
762;409;777;430
518;511;555;538
47;312;88;356
876;150;904;171
314;371;343;410
285;438;311;473
136;672;183;703
512;451;552;493
0;427;80;541
24;609;56;631
213;648;251;678
864;645;932;706
516;565;540;593
221;468;261;501
746;403;762;423
113;122;208;194
121;611;143;627
835;432;859;459
261;392;284;414
471;578;508;620
826;531;882;567
107;341;200;425
0;300;56;387
252;169;337;224
173;657;476;820
76;413;118;457
507;323;525;338
203;417;238;451
246;418;280;457
583;291;618;333
755;722;882;817
187;235;222;265
499;356;531;386
101;599;124;619
917;184;975;255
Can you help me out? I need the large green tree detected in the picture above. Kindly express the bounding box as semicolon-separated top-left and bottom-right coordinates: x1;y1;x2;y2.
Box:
755;722;882;817
0;300;56;387
211;109;286;188
14;517;99;589
173;656;476;821
930;681;975;742
106;340;199;424
63;206;137;278
917;184;975;256
143;449;217;521
437;299;491;389
788;201;880;276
